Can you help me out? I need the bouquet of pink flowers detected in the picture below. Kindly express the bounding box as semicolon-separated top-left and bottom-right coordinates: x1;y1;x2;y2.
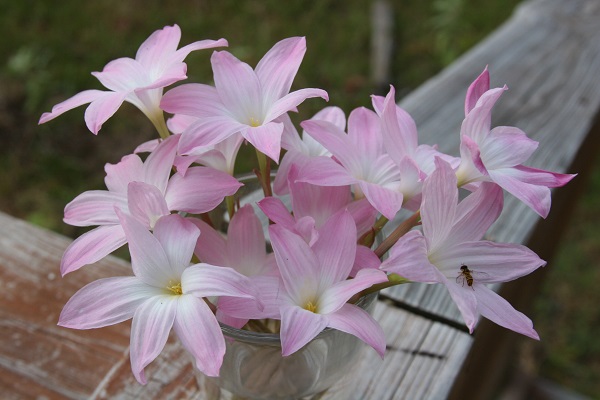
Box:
40;25;574;384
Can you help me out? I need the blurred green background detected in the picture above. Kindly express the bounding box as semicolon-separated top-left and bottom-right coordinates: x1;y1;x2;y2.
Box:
1;0;598;397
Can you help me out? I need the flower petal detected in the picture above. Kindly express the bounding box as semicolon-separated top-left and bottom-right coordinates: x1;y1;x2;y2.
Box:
226;204;268;275
59;277;160;329
481;126;538;169
255;37;306;108
460;86;506;143
269;224;320;304
104;154;145;194
188;218;228;266
421;158;458;252
84;91;128;134
265;88;328;124
327;303;386;358
488;168;552;218
380;230;440;283
357;180;403;220
173;294;225;377
153;214;200;277
280;305;329;356
60;225;127;275
476;285;539;339
39;89;107;125
182;264;259;301
178;116;246;155
127;182;169;228
311;211;357;289
241;122;283;162
161;83;227;117
318;268;388;315
130;295;178;384
211;50;262;122
63;190;125;226
142;134;179;194
464;67;490;116
165;166;242;214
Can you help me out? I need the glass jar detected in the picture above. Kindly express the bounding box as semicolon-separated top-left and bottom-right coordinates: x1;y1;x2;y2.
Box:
195;293;378;400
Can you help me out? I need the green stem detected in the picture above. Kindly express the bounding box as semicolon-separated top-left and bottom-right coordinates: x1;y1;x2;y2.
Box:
150;112;170;140
226;195;236;220
255;149;272;197
358;215;389;247
351;273;410;303
374;210;421;258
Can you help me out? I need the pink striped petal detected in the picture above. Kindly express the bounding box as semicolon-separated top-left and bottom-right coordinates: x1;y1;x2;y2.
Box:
104;154;144;194
153;215;200;277
347;107;383;160
130;295;178;384
173;294;225;377
127;182;169;228
482;126;538;169
436;240;545;283
182;264;259;301
421;158;458;252
242;122;284;162
297;156;357;186
136;25;181;68
300;120;360;172
188;218;228;266
489;169;552;218
269;224;320;303
258;197;296;229
443;280;478;333
63;190;125;226
226;205;267;273
173;38;228;63
142;134;179;194
381;230;439;283
92;58;148;92
39;89;106;124
350;245;381;277
465;67;490;116
358;180;403;220
256;37;306;107
84;91;128;134
59;277;160;329
447;182;503;246
178;116;246;155
165;166;242;213
60;224;126;275
211;50;262;121
161;83;227;117
217;276;282;320
311;211;357;289
280;305;329;356
327;303;386;358
505;165;575;188
116;209;174;286
460;86;506;143
318;269;388;315
476;285;539;339
381;86;418;160
265;88;329;123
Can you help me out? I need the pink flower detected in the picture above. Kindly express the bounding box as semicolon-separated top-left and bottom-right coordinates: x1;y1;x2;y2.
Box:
39;25;227;136
61;135;241;274
59;213;260;383
268;210;388;356
381;158;545;338
190;204;280;327
161;37;328;162
455;67;575;218
298;107;404;220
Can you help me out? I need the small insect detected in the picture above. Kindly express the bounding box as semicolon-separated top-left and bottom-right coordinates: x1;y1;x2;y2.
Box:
455;264;487;289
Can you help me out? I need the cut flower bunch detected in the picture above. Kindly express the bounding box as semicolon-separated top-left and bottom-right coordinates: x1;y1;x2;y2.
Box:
40;25;575;384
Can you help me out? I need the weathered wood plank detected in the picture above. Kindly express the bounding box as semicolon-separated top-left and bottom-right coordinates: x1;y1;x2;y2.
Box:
0;211;132;399
382;0;600;326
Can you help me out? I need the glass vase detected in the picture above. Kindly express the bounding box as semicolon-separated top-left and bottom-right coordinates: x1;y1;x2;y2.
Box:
195;293;378;400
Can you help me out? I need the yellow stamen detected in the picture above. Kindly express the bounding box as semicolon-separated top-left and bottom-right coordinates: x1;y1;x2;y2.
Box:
167;281;183;295
249;117;261;127
305;301;318;313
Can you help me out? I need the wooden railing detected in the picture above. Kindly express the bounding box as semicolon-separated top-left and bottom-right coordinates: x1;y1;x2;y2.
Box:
1;0;599;398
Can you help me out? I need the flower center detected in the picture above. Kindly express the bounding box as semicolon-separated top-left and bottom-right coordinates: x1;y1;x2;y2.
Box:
304;301;318;313
249;117;261;127
166;281;183;295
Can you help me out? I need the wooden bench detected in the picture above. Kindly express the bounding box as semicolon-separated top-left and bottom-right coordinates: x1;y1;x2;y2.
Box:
1;0;600;398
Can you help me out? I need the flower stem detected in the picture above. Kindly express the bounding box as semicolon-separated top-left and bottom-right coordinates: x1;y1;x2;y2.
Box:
374;210;421;258
225;195;236;220
358;215;389;247
351;273;410;303
150;112;170;140
255;149;272;197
